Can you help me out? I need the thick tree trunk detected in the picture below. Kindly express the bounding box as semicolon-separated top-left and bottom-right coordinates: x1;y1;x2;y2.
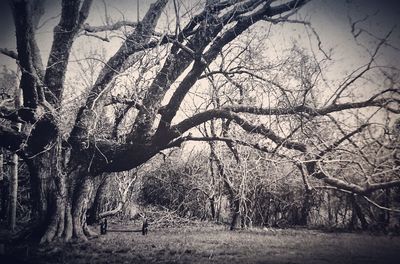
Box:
22;143;99;243
26;152;54;225
39;168;97;243
72;176;95;239
87;175;110;225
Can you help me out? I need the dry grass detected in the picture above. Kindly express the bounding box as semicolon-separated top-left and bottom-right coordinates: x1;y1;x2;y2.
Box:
3;223;400;264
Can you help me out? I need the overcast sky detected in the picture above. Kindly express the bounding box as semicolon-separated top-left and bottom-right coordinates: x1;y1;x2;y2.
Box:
0;0;398;142
0;0;399;77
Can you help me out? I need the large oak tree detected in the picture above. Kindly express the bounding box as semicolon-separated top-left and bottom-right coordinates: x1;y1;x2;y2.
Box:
0;0;399;243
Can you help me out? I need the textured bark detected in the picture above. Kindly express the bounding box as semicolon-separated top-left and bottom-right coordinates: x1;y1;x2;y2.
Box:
10;0;41;108
9;153;18;231
72;177;94;239
44;0;92;104
27;152;53;223
9;86;23;231
38;161;98;243
87;175;110;224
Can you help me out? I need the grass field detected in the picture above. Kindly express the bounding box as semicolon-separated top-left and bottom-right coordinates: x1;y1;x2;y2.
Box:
3;223;400;264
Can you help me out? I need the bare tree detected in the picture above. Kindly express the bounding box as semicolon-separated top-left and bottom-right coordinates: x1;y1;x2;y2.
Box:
0;0;399;243
0;0;315;242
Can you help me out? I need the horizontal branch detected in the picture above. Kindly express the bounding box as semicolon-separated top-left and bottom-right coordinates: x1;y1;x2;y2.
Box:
104;96;142;110
98;202;123;219
81;31;110;42
82;20;138;33
163;135;274;154
223;97;399;116
309;160;400;195
265;0;310;17
0;48;18;60
157;0;303;135
169;109;307;152
367;179;400;193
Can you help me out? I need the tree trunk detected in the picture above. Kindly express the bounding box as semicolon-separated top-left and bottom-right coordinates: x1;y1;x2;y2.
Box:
348;207;357;231
98;202;123;219
39;167;97;243
209;195;216;220
298;164;312;226
327;191;333;226
9;76;23;231
72;176;95;239
230;198;240;230
209;142;241;230
0;151;7;220
299;189;312;226
350;195;368;230
27;152;53;225
9;152;18;231
385;189;391;227
87;175;110;225
22;141;100;243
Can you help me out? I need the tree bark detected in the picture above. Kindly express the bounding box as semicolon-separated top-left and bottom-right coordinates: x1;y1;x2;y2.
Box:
298;164;312;226
350;195;368;230
0;151;7;220
87;175;110;224
39;163;97;243
9;153;18;231
209;196;216;220
19;140;101;243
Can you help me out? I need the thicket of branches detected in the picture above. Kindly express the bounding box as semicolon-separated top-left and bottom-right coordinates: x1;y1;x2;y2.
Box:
0;0;399;243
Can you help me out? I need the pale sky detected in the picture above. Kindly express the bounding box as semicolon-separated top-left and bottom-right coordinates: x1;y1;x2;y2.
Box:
1;0;399;65
1;0;399;113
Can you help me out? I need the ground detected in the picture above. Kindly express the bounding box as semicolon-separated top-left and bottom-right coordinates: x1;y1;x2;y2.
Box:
1;222;400;264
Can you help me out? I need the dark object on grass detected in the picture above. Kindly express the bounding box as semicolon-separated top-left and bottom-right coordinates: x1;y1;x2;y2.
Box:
100;219;108;235
142;218;148;235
